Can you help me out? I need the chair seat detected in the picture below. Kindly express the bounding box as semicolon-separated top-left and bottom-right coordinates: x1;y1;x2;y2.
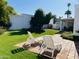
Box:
39;36;62;59
47;47;54;50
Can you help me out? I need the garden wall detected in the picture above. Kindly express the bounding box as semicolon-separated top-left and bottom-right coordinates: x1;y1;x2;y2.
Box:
9;14;32;30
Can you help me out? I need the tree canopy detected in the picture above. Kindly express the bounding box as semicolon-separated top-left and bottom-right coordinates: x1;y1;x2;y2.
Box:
30;9;44;31
44;12;53;24
0;0;16;28
30;9;54;32
65;10;71;16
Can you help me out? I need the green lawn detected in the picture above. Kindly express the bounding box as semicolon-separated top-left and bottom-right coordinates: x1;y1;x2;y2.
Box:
0;29;59;59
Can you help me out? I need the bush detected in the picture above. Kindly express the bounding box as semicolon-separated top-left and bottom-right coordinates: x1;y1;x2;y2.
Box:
61;32;79;41
61;32;73;40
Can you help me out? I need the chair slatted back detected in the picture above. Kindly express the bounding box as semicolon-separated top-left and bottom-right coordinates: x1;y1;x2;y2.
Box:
43;36;54;49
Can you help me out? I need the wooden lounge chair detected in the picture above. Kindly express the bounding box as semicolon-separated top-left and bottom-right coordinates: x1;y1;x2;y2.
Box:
39;35;62;59
39;36;55;58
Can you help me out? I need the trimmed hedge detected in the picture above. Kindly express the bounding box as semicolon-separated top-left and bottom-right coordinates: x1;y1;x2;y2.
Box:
61;32;79;41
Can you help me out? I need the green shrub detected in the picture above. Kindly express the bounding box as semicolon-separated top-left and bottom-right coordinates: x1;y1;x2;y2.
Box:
61;32;79;41
61;32;73;40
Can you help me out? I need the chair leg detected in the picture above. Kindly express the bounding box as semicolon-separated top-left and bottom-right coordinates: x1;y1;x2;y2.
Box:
51;50;55;59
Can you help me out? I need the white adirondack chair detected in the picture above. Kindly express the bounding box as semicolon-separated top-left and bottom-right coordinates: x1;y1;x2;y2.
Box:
39;35;55;58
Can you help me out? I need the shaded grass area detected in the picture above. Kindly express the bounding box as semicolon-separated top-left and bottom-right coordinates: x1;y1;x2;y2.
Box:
0;29;59;59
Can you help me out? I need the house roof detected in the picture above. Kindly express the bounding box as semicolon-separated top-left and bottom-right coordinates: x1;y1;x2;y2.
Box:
61;18;74;21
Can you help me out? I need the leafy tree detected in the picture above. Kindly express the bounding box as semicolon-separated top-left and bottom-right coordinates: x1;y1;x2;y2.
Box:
7;6;16;16
65;3;71;18
30;9;53;32
30;9;45;32
0;0;16;28
44;12;53;24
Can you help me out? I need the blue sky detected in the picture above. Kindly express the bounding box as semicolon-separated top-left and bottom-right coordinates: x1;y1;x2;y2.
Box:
7;0;78;18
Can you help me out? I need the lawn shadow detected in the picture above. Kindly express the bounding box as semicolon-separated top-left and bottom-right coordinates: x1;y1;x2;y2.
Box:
11;48;26;54
33;30;45;34
9;29;45;36
9;29;28;36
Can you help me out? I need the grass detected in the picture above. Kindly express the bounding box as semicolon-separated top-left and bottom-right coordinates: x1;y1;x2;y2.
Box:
0;29;59;59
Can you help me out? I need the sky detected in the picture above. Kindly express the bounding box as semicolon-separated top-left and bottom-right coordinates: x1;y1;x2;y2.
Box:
7;0;79;18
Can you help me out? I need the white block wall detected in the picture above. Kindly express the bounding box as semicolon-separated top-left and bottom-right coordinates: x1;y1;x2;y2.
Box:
9;14;32;30
74;4;79;36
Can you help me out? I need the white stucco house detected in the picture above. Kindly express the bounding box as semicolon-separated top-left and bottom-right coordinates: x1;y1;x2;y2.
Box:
73;4;79;36
60;18;74;31
49;18;74;30
9;14;32;30
43;17;74;31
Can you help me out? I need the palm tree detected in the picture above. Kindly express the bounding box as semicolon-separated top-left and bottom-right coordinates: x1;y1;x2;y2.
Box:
67;3;71;10
65;10;71;18
65;3;71;18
